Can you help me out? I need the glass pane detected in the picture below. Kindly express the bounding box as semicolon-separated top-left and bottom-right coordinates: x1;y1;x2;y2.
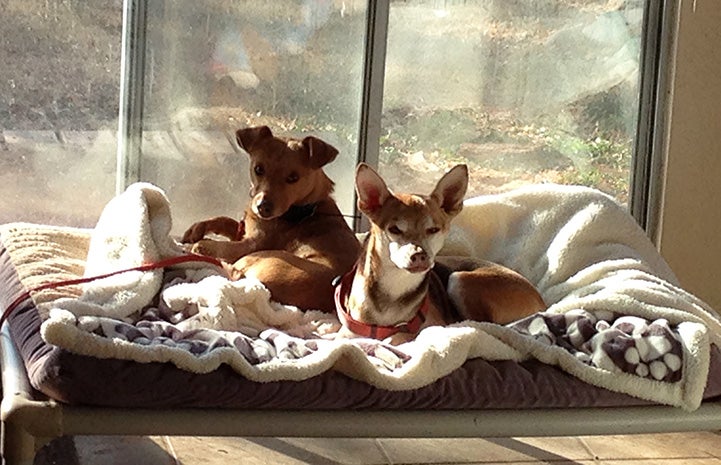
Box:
380;1;644;205
0;0;121;226
140;1;368;234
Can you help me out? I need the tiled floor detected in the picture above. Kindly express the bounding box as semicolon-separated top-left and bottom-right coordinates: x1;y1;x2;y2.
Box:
33;432;721;464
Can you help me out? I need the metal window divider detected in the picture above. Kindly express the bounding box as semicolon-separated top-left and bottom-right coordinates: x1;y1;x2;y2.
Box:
354;0;390;233
116;0;148;196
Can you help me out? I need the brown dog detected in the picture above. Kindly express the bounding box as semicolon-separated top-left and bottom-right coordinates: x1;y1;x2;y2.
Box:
334;163;545;343
182;125;360;313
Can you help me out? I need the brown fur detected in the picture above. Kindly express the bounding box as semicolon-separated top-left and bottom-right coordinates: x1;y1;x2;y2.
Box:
182;125;360;313
343;163;545;344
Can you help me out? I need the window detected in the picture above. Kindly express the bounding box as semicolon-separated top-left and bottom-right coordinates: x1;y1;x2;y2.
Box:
0;0;121;226
378;1;645;204
134;1;368;230
1;0;658;233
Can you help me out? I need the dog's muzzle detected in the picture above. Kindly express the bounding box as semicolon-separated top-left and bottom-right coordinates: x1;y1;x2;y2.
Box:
254;198;275;218
390;242;433;273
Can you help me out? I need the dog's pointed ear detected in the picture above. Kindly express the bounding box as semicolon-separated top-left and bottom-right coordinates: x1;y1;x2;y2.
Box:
302;136;338;168
236;126;273;154
431;164;468;216
355;163;391;215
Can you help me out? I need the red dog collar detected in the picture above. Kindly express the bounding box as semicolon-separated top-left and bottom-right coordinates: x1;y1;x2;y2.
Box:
334;266;430;340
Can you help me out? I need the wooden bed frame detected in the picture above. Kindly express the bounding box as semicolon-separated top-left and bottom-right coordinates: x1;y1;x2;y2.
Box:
3;326;721;465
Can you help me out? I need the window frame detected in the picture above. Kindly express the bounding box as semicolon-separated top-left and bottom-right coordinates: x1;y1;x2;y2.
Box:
630;0;674;241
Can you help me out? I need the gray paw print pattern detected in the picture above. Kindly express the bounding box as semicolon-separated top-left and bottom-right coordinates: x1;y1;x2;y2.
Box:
509;310;683;382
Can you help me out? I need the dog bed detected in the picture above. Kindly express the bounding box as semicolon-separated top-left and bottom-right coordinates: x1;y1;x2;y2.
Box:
3;182;721;414
0;179;721;410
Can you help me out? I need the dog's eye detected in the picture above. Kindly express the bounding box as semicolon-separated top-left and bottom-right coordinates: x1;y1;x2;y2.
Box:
426;227;441;235
388;225;402;235
254;165;265;176
286;172;299;184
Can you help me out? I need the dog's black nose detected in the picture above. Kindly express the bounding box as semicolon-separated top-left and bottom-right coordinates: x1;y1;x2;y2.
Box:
410;252;430;267
256;199;274;218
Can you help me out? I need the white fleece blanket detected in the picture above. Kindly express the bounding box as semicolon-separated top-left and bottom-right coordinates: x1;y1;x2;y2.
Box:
20;182;721;411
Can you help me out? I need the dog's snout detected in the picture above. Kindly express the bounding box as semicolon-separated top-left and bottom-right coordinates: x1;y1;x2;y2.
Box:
389;242;434;273
255;198;275;218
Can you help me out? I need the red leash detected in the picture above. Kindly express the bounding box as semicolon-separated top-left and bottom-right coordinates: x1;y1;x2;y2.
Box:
0;254;223;328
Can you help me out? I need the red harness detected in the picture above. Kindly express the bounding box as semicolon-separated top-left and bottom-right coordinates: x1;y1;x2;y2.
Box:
333;266;430;340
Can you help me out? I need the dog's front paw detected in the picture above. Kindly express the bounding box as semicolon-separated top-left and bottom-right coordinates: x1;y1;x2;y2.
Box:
223;262;245;281
190;239;248;263
190;239;219;257
182;221;209;243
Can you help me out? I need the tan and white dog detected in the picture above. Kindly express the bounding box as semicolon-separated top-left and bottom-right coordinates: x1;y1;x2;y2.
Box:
334;163;546;343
